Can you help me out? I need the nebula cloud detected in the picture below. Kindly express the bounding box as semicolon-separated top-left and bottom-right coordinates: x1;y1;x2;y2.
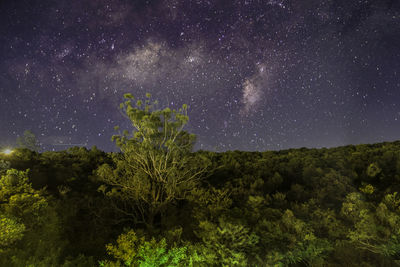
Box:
241;63;271;116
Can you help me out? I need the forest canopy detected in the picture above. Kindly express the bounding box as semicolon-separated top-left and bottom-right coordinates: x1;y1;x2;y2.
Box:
1;95;400;266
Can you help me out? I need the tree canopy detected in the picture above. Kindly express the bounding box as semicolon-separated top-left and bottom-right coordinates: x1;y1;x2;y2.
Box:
97;93;210;231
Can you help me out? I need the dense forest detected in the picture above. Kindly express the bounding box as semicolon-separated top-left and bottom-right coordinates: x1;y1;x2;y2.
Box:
1;95;400;266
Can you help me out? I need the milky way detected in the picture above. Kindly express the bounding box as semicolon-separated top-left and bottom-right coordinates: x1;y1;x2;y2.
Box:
0;0;399;152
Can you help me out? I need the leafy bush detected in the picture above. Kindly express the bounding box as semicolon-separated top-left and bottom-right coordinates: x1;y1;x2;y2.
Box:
100;229;187;266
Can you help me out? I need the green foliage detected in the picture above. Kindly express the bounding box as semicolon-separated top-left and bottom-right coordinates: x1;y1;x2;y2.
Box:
266;172;283;192
3;133;400;265
359;183;375;195
0;169;47;219
342;191;400;259
187;186;232;222
367;162;382;178
0;169;64;266
0;160;11;175
98;93;209;231
193;216;259;266
100;229;187;267
0;215;25;250
275;210;333;265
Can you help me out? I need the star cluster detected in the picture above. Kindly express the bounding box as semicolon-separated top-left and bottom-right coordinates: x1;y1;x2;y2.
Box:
0;0;399;152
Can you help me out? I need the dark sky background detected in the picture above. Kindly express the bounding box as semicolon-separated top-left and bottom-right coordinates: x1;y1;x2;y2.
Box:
0;0;399;152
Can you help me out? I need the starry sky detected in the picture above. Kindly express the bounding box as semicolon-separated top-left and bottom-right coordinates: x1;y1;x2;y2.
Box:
1;0;399;152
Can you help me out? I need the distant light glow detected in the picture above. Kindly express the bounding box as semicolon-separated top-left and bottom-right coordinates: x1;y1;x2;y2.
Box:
2;149;14;155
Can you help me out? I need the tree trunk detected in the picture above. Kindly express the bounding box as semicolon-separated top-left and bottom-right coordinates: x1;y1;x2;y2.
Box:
146;208;156;234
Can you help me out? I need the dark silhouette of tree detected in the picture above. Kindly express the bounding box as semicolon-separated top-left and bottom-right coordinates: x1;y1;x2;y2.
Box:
16;130;40;152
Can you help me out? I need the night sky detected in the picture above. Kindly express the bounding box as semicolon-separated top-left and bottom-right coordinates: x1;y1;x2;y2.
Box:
1;0;399;152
